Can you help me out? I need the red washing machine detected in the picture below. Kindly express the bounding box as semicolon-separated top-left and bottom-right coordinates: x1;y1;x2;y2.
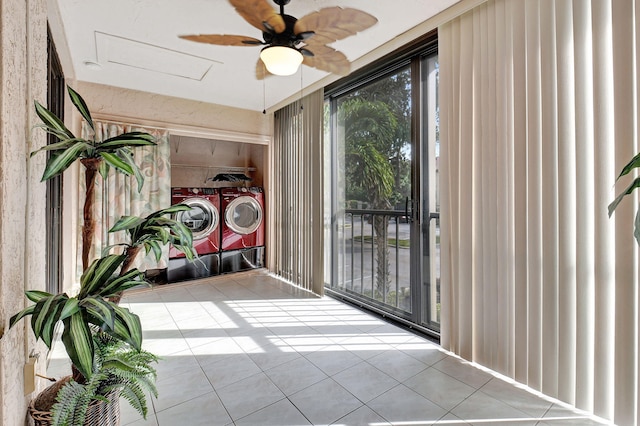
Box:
167;187;221;282
220;187;265;273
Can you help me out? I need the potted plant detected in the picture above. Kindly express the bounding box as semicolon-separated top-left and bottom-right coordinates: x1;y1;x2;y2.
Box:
2;86;197;425
50;332;158;425
609;151;640;245
11;254;150;425
31;85;156;271
11;213;196;425
106;204;198;303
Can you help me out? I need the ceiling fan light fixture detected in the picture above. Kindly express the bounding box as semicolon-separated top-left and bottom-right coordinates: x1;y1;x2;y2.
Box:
259;45;303;76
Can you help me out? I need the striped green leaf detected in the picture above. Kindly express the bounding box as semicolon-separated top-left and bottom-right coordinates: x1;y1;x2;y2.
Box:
150;226;171;244
99;152;135;176
146;240;163;261
171;220;194;244
79;254;126;298
79;254;100;288
31;294;65;341
40;297;67;348
618;152;640;180
30;138;83;157
172;244;198;261
110;215;146;232
25;290;53;303
609;176;640;217
99;132;156;149
62;313;94;379
34;100;74;139
59;298;80;320
97;268;145;297
67;86;94;131
148;203;191;218
81;297;115;331
111;306;143;350
98;158;110;180
32;123;77;143
151;217;180;227
9;305;35;329
117;148;145;192
41;142;89;182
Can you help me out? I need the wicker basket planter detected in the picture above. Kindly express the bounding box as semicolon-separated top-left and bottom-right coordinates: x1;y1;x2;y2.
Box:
28;388;120;426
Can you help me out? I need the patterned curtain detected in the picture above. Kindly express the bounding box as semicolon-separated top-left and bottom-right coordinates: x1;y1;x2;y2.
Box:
78;121;171;278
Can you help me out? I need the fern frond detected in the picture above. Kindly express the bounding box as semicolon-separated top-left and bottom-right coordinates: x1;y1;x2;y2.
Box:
119;384;149;418
51;370;108;426
51;332;158;425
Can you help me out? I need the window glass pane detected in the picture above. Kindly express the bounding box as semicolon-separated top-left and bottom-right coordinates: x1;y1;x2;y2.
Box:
331;66;413;314
325;45;440;337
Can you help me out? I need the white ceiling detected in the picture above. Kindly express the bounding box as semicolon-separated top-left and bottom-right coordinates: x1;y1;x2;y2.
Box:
50;0;460;112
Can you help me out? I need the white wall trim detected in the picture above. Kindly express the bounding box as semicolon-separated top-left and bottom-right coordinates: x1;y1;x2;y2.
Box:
92;112;272;145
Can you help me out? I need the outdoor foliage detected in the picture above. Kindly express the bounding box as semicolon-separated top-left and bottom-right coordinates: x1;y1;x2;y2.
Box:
337;68;412;299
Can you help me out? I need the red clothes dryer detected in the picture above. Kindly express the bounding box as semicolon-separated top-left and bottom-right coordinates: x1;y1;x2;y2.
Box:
167;187;221;282
220;187;265;274
169;187;220;257
220;187;265;251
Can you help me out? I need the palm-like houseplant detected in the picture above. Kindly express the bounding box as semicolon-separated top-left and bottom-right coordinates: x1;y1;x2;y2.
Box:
9;255;144;381
106;204;198;303
51;332;158;425
3;86;198;425
31;85;156;270
609;151;640;245
9;255;150;424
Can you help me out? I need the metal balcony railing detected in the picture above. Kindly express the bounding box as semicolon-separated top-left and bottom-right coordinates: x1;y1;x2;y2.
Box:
338;208;411;313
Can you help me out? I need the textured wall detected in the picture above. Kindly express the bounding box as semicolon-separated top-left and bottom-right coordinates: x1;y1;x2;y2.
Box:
0;0;48;424
76;81;272;137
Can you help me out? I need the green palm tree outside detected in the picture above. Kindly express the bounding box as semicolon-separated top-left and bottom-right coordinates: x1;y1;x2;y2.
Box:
340;97;397;299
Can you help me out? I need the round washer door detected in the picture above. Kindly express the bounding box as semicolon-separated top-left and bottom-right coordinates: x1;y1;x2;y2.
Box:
175;198;219;240
225;196;263;235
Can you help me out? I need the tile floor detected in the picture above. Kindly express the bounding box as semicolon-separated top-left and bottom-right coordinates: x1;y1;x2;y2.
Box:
48;271;610;425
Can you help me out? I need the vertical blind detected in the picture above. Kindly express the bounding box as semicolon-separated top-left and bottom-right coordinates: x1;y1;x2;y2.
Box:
439;0;639;424
270;90;324;295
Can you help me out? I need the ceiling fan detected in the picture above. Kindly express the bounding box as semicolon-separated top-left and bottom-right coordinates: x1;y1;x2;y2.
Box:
179;0;378;78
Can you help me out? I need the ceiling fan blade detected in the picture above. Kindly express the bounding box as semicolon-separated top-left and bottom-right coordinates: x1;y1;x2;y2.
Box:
303;48;350;76
229;0;286;34
294;7;378;45
179;34;263;46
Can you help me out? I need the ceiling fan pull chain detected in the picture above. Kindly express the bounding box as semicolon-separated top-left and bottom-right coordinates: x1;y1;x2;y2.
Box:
263;66;267;114
299;66;304;111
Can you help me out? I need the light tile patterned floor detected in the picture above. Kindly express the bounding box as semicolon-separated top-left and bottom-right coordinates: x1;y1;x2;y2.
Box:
48;271;610;425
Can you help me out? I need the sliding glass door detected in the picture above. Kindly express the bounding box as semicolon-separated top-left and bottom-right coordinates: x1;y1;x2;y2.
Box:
330;64;414;316
325;45;440;337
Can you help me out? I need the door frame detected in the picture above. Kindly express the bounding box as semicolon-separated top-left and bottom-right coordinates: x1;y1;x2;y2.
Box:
324;31;440;339
46;25;65;295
